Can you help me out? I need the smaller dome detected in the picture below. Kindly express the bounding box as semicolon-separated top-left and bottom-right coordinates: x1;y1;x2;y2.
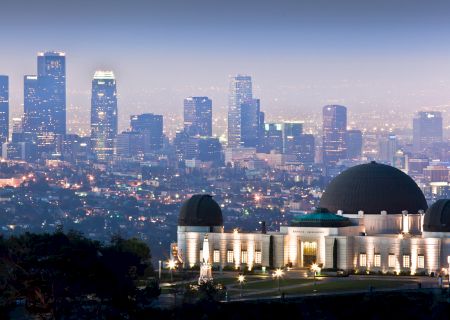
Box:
423;199;450;232
178;194;223;227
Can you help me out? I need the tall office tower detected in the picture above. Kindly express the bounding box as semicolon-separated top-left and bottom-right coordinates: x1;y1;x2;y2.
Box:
240;99;263;148
378;135;397;164
37;51;66;134
298;134;315;164
115;131;146;159
263;123;283;153
258;111;265;150
174;130;190;162
228;75;253;147
12;118;23;134
346;129;362;160
282;122;303;154
0;76;8;144
184;97;212;137
130;113;163;152
322;105;347;166
23;75;40;134
91;71;118;161
62;134;90;163
413;111;443;154
197;137;223;165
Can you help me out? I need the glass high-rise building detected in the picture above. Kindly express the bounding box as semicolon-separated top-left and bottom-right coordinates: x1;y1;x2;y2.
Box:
130;113;163;153
91;71;118;161
378;134;397;165
183;96;212;137
23;75;40;134
228;75;253;148
413;111;443;154
263;123;283;153
323;105;347;166
0;76;9;144
346;129;363;160
37;51;66;135
282;122;303;154
240;98;262;148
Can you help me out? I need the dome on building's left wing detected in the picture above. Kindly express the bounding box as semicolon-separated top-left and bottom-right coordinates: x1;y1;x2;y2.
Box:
423;199;450;232
178;194;223;227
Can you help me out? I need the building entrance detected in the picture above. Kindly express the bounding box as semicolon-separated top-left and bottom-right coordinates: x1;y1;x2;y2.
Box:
303;241;317;267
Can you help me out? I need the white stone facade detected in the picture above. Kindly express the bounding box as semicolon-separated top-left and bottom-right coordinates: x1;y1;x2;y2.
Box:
176;212;450;274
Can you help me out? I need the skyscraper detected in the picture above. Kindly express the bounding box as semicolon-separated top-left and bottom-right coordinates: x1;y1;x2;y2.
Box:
413;111;443;154
228;75;253;148
0;76;9;144
240;99;262;148
322;105;347;166
298;134;315;164
37;51;66;135
23;75;40;134
184;97;212;137
263;123;284;153
282;122;303;154
346;129;362;160
91;71;118;161
130;113;163;153
378;135;397;165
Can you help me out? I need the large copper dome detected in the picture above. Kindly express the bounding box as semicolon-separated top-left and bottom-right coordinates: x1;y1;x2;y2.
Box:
320;162;428;214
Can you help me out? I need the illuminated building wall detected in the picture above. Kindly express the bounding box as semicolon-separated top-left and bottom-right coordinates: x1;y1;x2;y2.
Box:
91;71;117;161
0;75;9;144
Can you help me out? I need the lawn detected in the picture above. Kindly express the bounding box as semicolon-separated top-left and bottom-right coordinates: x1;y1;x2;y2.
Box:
282;279;416;295
241;278;313;290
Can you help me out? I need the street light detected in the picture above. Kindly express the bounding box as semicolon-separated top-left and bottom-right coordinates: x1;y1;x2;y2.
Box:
167;259;176;282
238;274;245;297
273;268;284;294
311;263;321;286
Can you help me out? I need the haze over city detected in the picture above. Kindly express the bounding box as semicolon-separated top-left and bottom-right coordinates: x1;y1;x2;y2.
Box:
2;0;450;135
0;1;450;318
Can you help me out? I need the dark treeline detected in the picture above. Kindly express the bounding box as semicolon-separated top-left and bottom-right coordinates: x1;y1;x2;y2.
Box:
0;231;160;318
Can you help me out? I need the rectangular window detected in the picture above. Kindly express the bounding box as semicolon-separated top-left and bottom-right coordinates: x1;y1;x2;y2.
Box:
403;255;410;268
241;251;248;264
255;251;262;264
359;253;367;267
388;254;396;268
213;250;220;263
199;250;203;261
418;255;425;269
374;254;381;267
227;250;234;263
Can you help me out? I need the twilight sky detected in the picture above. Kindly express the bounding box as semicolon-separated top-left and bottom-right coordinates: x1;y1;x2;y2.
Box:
1;0;450;135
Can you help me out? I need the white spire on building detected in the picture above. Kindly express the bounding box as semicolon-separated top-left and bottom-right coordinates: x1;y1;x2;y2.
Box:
198;234;213;284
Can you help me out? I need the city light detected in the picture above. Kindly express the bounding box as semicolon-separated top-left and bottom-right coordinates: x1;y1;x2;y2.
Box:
311;263;321;286
167;259;177;282
238;274;245;297
272;268;284;294
0;2;449;318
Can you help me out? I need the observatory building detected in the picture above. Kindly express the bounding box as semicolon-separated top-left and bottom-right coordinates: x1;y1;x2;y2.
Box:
174;162;450;274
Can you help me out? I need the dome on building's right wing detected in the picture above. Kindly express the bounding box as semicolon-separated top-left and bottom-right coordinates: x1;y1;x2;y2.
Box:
423;199;450;232
319;162;428;214
178;194;223;227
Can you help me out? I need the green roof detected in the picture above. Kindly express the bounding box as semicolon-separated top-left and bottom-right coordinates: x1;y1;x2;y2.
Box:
291;212;351;227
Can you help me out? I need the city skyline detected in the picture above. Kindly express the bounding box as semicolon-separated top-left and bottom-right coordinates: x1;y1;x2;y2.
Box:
2;1;450;135
2;49;450;136
1;2;450;317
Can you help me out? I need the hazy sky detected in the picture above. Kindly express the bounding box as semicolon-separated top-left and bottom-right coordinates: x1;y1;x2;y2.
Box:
1;0;450;134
